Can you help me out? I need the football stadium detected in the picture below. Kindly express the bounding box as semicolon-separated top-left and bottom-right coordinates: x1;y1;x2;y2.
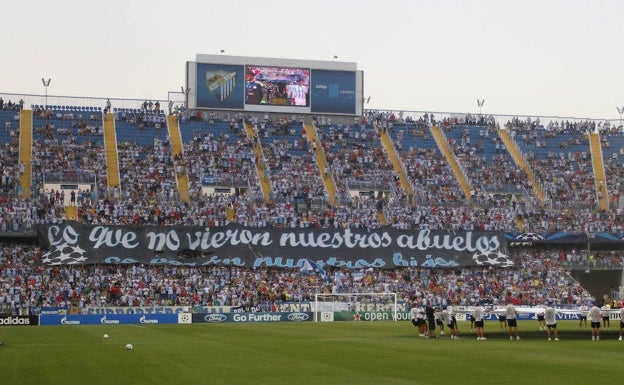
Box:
2;52;624;384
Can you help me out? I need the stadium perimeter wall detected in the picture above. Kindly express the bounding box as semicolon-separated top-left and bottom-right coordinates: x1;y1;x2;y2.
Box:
4;308;623;327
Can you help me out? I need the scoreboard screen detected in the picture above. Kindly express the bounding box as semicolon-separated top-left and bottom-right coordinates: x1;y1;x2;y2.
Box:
245;65;310;107
187;54;363;116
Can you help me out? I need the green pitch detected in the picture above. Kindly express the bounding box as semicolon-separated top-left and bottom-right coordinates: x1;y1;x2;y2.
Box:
1;320;621;385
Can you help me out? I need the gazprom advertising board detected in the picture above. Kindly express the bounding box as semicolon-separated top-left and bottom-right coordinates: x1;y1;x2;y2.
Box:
39;314;179;326
187;54;363;116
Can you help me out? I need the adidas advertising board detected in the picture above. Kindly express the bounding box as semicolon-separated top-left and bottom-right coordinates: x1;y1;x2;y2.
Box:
0;315;39;326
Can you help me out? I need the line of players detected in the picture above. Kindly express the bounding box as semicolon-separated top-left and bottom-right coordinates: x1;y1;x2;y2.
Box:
409;300;624;341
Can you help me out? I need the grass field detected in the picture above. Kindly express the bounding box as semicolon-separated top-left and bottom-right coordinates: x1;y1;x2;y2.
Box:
1;320;622;385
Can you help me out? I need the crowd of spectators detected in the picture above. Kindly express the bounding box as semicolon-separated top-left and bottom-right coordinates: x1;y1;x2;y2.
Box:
3;242;622;316
2;105;624;233
2;101;624;316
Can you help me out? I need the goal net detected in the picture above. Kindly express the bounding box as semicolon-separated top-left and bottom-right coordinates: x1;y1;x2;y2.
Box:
313;292;398;322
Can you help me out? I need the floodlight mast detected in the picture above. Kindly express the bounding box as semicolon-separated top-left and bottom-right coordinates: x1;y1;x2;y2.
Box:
42;78;51;109
477;99;485;116
181;86;190;109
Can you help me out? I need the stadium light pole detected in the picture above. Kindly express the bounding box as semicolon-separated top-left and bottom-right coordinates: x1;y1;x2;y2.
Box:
181;86;190;109
617;106;624;128
477;99;485;116
42;78;51;109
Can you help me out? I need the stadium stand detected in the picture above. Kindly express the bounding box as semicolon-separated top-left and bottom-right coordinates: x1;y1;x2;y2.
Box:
1;95;624;318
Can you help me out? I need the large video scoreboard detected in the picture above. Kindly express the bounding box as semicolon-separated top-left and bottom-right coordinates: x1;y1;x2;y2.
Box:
186;54;364;116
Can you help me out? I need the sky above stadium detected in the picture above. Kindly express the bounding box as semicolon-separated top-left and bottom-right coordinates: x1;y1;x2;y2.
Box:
2;0;622;121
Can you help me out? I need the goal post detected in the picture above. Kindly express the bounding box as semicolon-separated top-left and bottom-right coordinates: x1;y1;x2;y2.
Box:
313;292;398;322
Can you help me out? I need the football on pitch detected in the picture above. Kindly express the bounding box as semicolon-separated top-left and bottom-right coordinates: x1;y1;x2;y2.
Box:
103;334;109;339
125;344;133;350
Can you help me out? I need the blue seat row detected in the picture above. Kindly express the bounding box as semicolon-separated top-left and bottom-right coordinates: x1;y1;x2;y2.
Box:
32;104;102;112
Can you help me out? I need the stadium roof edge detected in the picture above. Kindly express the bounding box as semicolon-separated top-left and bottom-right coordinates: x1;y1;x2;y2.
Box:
195;54;357;71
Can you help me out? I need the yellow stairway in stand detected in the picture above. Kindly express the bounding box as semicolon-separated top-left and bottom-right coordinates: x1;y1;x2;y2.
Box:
65;206;78;221
304;121;336;206
18;109;33;199
377;211;387;226
167;115;190;202
497;128;545;202
226;207;235;221
167;115;184;157
379;129;413;198
377;128;406;223
588;131;608;210
102;112;121;189
428;124;471;200
244;122;272;203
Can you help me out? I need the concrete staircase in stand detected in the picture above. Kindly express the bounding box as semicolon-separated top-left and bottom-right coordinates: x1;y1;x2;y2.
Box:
304;119;336;206
429;124;471;200
18;109;33;199
588;131;608;210
167;115;190;202
102;112;120;189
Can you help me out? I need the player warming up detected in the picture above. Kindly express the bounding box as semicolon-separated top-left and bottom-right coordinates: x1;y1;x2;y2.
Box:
544;302;559;341
589;302;602;341
473;304;487;341
505;300;520;341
